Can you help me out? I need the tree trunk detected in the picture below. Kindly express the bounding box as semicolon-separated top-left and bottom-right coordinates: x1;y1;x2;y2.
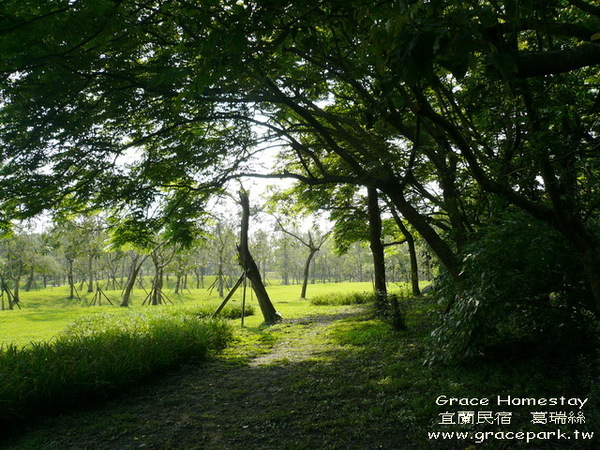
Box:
87;254;94;293
11;264;23;308
282;243;290;285
194;267;205;289
300;248;317;299
150;252;164;305
67;258;75;299
174;274;181;294
152;267;164;305
238;191;281;324
25;267;36;292
1;278;4;311
384;187;461;282
367;187;387;307
217;260;224;298
392;211;421;296
121;253;145;307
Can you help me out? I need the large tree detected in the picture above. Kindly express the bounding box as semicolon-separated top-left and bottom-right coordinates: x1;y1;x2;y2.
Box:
1;1;599;333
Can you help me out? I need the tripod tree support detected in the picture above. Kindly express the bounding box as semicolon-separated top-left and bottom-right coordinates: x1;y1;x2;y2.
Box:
212;271;246;319
238;190;281;324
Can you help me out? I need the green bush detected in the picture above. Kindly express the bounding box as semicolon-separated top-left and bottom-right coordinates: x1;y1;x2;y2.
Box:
428;210;597;363
0;311;233;431
310;291;375;306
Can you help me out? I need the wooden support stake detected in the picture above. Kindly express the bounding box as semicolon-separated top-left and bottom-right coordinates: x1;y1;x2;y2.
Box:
241;274;248;327
211;272;246;318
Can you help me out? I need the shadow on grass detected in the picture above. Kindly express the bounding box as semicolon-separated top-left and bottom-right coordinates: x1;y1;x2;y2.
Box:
2;304;598;449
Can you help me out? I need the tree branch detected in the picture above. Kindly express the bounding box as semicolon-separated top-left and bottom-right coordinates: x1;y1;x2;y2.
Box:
566;0;600;18
514;44;600;78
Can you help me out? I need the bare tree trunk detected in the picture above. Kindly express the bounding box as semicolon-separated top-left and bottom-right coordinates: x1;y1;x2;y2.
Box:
174;274;181;294
87;254;94;293
11;263;23;308
194;267;205;289
121;253;146;307
389;205;422;296
67;258;75;299
239;191;281;324
276;219;330;299
217;260;224;298
25;267;36;292
150;251;164;305
1;277;4;311
367;187;387;308
152;267;164;305
395;217;421;296
300;248;317;299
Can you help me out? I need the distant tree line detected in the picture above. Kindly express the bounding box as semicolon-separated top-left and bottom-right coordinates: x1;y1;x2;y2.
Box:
0;211;432;310
1;1;598;357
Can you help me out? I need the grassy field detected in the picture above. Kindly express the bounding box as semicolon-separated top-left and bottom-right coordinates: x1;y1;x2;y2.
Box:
2;280;598;448
2;289;598;449
0;279;382;348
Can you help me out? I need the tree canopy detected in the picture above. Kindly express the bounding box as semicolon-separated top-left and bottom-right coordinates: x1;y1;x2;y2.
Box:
1;0;599;352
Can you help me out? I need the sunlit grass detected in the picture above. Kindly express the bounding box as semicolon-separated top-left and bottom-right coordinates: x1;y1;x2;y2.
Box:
0;310;233;431
0;280;401;348
2;283;597;449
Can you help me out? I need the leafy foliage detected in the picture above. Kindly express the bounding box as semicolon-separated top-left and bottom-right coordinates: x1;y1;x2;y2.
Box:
1;0;599;361
429;210;598;362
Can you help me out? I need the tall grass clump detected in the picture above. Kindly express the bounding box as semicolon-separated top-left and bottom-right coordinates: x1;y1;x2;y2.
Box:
193;302;255;319
0;311;233;433
310;291;375;306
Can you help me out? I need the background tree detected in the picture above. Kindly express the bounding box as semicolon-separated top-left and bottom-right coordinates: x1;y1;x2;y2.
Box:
190;241;210;290
274;218;330;299
0;229;40;308
272;231;299;286
237;191;280;323
119;249;148;307
250;229;274;282
145;243;177;306
1;0;598;352
207;220;238;298
170;249;193;294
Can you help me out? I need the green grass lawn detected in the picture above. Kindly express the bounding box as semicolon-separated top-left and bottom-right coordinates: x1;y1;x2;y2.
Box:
0;280;392;348
2;288;597;449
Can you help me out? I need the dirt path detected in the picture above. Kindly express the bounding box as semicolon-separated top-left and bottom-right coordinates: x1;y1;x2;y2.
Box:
250;312;357;367
2;308;408;449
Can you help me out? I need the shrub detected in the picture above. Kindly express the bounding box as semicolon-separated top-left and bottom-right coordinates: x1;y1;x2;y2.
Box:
311;291;409;330
0;311;233;432
194;302;255;319
310;291;375;306
428;209;597;363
